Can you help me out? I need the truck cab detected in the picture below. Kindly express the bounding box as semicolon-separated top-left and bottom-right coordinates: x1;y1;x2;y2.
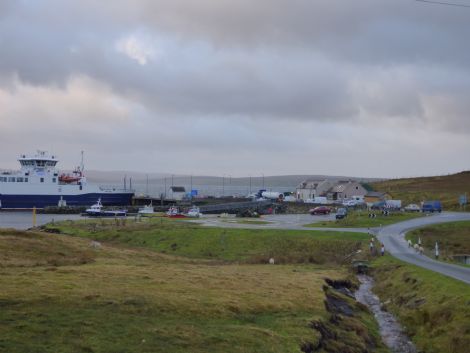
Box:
422;201;442;213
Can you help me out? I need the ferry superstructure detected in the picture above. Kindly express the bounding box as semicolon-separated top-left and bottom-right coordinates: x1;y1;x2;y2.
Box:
0;151;134;209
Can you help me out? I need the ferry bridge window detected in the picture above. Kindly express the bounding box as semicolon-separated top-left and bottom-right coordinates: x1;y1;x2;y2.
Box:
8;177;16;182
17;177;24;182
0;177;6;182
40;177;44;183
25;178;28;182
52;178;56;183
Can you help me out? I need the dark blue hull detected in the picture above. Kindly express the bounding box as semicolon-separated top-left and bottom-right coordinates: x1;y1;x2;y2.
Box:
0;193;134;209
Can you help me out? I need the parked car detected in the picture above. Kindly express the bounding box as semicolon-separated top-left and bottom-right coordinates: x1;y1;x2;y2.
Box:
404;204;420;212
335;208;348;219
310;206;331;215
422;201;442;213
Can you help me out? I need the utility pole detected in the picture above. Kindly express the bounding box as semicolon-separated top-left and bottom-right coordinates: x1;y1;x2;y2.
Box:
222;175;225;197
190;175;193;202
249;176;252;194
262;173;265;189
164;177;167;199
146;174;149;196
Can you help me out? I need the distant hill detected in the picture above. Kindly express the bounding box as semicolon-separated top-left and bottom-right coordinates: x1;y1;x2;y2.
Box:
80;171;381;197
370;171;470;210
83;171;379;186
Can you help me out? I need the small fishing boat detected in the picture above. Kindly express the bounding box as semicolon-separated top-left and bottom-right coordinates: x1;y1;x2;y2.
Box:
85;199;127;217
138;203;155;215
186;206;201;218
166;206;187;218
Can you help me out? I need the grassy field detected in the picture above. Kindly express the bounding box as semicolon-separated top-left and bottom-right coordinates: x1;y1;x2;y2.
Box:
43;218;368;264
407;221;470;263
0;221;387;353
370;171;470;210
304;210;423;229
372;256;470;353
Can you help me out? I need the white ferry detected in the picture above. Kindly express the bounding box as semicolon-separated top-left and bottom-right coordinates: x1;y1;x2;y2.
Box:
0;151;134;209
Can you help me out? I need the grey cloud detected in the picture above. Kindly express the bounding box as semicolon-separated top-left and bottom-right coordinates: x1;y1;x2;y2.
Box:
0;0;469;176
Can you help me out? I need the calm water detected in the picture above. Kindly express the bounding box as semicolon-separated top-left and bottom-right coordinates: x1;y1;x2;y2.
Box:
0;212;82;230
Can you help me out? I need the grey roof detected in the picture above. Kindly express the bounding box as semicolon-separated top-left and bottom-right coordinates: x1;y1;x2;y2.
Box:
297;179;326;189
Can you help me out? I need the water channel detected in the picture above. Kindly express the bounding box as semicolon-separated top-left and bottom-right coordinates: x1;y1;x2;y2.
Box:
355;275;417;353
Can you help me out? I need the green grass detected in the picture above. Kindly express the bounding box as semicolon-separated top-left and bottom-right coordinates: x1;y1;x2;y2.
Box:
304;210;423;228
406;221;470;265
44;218;368;264
372;256;470;353
221;219;272;225
0;224;383;353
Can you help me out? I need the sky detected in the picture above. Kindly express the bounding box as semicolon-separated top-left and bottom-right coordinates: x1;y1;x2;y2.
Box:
0;0;469;178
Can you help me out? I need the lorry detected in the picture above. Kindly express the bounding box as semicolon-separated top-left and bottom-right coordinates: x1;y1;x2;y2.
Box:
422;200;442;213
385;200;402;210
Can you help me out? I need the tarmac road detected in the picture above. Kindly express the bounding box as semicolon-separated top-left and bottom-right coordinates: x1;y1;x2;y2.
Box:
376;212;470;285
194;213;369;233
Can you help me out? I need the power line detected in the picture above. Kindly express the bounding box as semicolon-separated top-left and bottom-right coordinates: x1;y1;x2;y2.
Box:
415;0;470;8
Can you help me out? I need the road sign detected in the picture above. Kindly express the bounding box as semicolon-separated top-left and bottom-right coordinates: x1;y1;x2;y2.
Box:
459;194;467;206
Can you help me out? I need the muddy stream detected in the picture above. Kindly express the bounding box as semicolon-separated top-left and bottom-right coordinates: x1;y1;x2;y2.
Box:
355;275;417;353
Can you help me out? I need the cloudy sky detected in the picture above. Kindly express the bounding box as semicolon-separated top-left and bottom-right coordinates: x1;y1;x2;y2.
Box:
0;0;469;178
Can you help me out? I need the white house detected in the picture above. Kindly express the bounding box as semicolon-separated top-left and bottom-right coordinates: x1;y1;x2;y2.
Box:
296;179;334;201
168;186;186;200
327;181;367;201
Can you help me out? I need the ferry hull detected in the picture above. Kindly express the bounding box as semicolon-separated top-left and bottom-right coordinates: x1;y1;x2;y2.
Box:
0;193;134;209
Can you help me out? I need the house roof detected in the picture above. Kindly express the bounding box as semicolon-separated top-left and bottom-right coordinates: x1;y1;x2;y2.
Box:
329;181;363;193
297;179;327;189
330;183;348;193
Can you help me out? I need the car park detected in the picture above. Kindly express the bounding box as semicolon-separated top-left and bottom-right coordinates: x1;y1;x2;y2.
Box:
310;206;331;215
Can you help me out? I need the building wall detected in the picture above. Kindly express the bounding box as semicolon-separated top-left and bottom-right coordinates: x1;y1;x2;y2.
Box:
296;180;333;201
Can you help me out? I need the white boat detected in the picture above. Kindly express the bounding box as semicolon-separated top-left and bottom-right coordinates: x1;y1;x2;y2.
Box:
138;203;155;215
85;199;127;217
0;151;134;209
166;206;187;218
186;206;201;218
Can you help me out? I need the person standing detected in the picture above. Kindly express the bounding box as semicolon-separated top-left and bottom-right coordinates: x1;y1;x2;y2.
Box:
369;240;375;255
381;243;385;256
418;237;422;247
408;239;412;248
435;242;439;260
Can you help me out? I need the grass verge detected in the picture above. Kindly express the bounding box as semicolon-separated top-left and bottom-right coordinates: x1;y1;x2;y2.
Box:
304;211;423;229
372;256;470;353
406;221;470;265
